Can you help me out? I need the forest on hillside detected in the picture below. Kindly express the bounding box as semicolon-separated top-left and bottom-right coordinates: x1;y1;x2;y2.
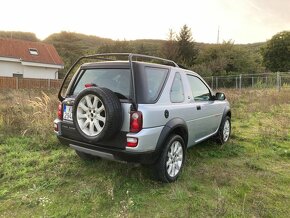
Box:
1;29;288;79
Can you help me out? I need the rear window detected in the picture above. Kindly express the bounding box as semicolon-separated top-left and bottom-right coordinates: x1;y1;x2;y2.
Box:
72;68;131;99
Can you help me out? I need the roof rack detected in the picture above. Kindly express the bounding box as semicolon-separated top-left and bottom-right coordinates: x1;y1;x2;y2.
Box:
58;53;179;109
67;53;179;67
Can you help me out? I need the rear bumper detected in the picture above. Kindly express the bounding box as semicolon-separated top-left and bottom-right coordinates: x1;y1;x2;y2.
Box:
57;135;160;165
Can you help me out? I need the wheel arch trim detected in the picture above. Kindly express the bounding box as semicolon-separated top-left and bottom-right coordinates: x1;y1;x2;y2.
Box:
155;118;188;153
223;106;231;120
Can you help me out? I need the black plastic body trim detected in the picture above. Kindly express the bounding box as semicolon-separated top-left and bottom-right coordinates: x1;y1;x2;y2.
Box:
222;107;231;120
155;118;188;155
58;136;160;164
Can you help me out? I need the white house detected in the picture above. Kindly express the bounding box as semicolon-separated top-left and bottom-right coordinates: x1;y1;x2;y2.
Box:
0;38;64;79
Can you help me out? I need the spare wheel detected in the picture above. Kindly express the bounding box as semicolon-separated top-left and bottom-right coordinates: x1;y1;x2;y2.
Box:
72;87;122;142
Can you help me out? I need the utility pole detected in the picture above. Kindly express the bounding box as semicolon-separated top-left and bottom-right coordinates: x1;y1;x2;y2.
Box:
217;26;220;44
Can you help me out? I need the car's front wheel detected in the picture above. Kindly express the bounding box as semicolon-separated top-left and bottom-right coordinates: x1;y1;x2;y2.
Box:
153;134;185;183
216;116;231;144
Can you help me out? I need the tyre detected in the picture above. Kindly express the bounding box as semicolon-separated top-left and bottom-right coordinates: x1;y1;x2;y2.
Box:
75;150;100;161
216;116;231;144
72;87;122;143
152;134;185;183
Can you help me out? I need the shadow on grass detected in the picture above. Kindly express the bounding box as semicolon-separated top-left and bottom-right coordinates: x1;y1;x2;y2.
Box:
60;136;245;188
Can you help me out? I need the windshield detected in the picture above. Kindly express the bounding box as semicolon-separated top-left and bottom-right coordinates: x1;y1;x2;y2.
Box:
72;68;131;99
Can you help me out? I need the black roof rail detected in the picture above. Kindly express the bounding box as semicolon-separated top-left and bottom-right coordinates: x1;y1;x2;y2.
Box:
128;53;179;67
66;53;179;67
58;53;179;109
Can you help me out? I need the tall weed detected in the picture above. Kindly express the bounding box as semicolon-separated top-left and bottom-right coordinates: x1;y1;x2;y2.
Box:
0;90;58;139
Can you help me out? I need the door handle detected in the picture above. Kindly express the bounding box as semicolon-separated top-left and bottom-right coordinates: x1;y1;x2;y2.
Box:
196;105;201;110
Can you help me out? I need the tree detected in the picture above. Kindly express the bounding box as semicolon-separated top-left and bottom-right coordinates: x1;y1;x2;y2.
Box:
262;31;290;72
98;40;132;53
176;25;198;67
160;29;179;61
194;40;264;77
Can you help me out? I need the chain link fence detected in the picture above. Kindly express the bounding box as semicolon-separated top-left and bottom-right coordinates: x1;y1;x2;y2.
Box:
204;72;290;91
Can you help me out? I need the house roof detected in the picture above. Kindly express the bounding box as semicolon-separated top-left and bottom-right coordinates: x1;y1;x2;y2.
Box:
0;38;64;66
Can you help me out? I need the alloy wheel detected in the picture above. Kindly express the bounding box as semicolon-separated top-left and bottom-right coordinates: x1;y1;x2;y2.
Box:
76;94;106;136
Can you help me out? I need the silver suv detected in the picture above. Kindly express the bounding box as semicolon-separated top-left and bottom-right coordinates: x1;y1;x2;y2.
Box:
54;53;231;182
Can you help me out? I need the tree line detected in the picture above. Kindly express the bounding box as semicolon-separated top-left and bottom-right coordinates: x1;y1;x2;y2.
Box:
1;29;289;78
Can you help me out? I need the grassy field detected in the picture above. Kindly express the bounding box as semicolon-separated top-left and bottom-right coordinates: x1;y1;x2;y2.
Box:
0;89;289;217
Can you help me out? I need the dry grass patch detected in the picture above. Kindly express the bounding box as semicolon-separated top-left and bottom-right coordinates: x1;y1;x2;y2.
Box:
0;89;59;139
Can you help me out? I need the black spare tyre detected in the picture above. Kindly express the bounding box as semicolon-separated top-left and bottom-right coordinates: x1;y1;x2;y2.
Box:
72;87;122;142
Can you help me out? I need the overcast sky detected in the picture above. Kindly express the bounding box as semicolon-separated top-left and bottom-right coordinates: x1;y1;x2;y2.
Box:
1;0;289;43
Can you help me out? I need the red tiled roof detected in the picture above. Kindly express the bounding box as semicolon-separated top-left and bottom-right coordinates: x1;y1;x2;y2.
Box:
0;38;64;66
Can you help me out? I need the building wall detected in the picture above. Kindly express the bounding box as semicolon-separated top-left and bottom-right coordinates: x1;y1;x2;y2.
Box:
23;65;58;79
0;61;23;77
0;61;59;79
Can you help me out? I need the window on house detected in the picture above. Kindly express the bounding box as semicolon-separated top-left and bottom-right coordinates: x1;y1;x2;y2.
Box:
29;48;38;55
13;73;23;78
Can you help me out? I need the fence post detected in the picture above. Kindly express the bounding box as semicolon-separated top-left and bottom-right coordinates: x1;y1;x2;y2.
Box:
235;77;238;89
239;74;242;91
276;72;280;91
216;77;218;90
48;79;51;89
16;77;19;89
252;77;254;88
211;76;214;89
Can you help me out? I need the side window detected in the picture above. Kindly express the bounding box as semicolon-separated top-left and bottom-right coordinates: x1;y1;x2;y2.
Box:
170;72;185;103
144;67;168;102
186;75;211;101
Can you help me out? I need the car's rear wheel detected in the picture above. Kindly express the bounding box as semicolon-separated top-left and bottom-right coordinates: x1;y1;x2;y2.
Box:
152;134;185;183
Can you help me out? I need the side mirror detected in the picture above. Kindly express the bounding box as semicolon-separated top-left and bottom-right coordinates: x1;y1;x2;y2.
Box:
215;92;226;100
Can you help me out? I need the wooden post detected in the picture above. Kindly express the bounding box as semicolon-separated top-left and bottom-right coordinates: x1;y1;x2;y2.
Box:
16;77;19;89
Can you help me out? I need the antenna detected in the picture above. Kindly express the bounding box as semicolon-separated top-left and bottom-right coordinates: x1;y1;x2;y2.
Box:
217;26;220;44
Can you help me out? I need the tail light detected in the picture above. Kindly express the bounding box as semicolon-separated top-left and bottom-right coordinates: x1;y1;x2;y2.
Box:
58;102;63;120
127;137;138;147
85;83;97;88
130;111;142;133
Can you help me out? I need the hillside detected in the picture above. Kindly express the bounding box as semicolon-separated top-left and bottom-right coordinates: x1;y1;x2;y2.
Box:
0;31;39;42
0;31;266;78
44;32;114;74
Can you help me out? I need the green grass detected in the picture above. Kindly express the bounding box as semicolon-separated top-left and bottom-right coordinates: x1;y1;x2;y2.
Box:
0;89;289;217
